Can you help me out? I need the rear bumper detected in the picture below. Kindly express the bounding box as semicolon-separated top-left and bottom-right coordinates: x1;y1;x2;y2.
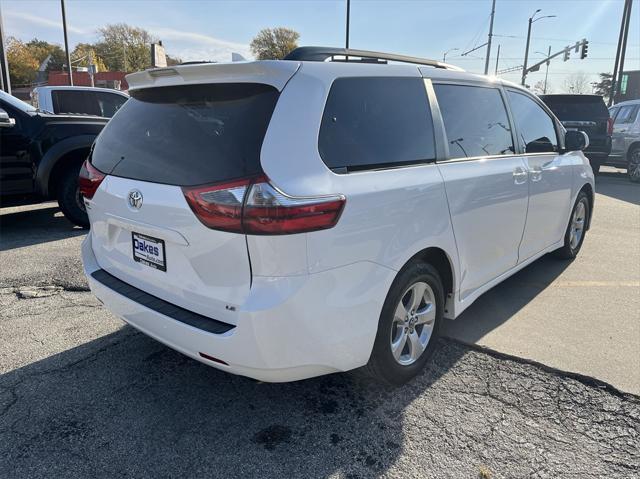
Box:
585;138;612;161
82;235;395;382
586;153;610;161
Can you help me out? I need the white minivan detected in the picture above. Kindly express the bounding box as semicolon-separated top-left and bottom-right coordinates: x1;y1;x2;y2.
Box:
81;47;594;385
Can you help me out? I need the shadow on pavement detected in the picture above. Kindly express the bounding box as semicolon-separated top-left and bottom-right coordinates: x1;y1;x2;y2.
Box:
0;326;468;478
595;170;640;206
443;254;570;343
0;204;86;252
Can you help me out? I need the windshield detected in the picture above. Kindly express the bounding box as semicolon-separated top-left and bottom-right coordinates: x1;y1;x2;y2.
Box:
0;90;37;113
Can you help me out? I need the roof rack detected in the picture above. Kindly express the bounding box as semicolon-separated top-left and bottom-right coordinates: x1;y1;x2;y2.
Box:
283;46;464;71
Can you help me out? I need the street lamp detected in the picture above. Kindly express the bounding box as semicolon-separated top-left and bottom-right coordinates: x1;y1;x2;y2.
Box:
443;48;459;62
521;9;556;85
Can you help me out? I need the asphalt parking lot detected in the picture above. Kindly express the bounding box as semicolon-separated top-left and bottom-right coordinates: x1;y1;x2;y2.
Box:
1;168;639;478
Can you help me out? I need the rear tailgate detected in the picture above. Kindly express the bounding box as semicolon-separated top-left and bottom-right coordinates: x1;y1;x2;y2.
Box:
540;94;610;151
87;61;298;322
88;177;250;324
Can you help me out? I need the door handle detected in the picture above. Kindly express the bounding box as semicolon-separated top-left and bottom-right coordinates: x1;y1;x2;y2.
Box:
513;167;528;185
530;167;543;182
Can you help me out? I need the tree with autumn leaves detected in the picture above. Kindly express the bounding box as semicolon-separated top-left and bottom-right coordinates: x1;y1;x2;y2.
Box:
7;23;299;87
7;24;182;87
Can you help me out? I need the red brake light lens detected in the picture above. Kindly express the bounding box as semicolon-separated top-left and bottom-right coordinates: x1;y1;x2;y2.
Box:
182;176;346;235
182;178;251;233
243;179;345;234
78;159;106;200
607;117;614;136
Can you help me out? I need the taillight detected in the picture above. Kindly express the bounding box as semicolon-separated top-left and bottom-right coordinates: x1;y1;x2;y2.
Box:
78;159;106;200
182;178;250;233
182;176;346;235
607;117;614;135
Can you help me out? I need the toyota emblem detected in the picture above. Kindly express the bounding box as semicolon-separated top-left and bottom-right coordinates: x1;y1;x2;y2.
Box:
128;190;143;209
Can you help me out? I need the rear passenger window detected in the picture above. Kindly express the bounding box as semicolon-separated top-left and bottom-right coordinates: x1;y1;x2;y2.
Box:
52;91;101;116
614;105;639;124
434;84;514;159
96;92;127;117
319;77;435;171
507;90;558;153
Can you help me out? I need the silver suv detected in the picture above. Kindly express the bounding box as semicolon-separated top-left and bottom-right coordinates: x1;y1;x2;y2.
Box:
608;99;640;182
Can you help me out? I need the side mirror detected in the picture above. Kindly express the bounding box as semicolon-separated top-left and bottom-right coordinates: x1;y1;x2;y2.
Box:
565;130;589;151
0;108;16;129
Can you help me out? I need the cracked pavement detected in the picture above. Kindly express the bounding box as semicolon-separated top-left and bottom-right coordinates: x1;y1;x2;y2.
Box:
0;289;638;478
1;170;639;478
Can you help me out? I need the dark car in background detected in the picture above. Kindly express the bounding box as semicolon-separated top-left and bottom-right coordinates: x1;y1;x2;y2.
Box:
0;90;108;226
540;94;612;174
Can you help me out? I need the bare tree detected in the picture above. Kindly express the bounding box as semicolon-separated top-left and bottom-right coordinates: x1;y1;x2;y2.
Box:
250;27;299;60
563;72;590;94
532;80;553;95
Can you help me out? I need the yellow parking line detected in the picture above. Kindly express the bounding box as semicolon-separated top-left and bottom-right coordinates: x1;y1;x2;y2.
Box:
552;280;640;287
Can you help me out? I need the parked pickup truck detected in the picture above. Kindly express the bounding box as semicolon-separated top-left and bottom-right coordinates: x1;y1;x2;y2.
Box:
31;86;128;118
0;90;108;227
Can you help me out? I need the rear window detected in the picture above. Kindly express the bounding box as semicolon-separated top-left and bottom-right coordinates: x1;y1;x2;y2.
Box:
52;90;101;116
614;105;639;124
95;92;127;117
319;77;436;171
540;95;609;120
92;83;279;186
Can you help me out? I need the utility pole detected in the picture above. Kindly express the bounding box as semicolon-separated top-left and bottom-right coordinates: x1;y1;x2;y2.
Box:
484;0;496;75
494;44;501;75
610;0;632;105
521;10;537;85
543;45;551;93
345;0;350;50
61;0;73;85
0;5;11;94
521;9;556;86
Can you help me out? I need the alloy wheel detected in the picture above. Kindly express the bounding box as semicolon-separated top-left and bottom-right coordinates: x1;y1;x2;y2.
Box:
628;149;640;182
76;188;87;213
390;281;436;366
569;199;587;250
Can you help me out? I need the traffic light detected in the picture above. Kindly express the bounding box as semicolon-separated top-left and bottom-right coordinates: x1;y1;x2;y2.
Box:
563;48;570;61
580;40;589;59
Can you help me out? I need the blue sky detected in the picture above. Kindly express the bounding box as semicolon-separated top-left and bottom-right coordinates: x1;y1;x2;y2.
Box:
2;0;639;91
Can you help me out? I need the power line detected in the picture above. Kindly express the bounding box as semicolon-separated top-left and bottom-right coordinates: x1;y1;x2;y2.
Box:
462;13;490;53
492;34;623;46
449;57;639;60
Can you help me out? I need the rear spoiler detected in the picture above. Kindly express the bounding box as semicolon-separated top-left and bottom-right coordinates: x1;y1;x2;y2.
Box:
125;60;300;92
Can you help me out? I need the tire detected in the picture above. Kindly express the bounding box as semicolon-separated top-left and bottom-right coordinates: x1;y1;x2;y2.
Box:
627;146;640;183
363;262;444;386
554;191;590;260
57;163;89;228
